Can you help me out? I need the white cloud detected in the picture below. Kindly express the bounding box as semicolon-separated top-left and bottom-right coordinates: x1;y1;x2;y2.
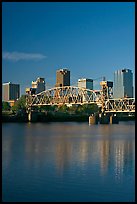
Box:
2;51;47;61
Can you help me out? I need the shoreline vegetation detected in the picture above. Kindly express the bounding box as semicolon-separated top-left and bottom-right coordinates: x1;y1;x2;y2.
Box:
2;97;135;123
2;111;135;123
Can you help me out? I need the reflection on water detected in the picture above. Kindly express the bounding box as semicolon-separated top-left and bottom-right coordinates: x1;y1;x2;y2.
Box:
2;122;135;202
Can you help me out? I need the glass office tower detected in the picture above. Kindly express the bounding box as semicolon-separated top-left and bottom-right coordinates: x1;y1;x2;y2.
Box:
114;69;133;98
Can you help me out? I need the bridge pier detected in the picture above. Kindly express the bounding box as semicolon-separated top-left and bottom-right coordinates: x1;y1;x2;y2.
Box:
98;113;119;124
89;114;98;125
28;110;38;122
109;114;119;124
89;113;118;125
99;113;109;124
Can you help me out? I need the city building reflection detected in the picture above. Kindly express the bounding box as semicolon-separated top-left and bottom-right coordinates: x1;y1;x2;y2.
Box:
2;123;135;183
23;134;134;181
55;138;73;175
114;141;125;181
98;140;110;175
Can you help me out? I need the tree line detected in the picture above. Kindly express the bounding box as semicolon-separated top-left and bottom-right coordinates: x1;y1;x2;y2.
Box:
2;95;99;115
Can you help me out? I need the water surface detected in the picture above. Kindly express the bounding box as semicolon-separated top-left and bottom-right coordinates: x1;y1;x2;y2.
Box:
2;121;135;202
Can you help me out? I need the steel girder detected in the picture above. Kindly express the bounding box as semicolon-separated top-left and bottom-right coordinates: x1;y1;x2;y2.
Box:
26;86;102;107
104;98;135;112
26;86;135;113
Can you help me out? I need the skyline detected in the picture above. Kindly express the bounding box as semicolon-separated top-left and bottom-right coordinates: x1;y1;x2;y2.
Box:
2;2;135;95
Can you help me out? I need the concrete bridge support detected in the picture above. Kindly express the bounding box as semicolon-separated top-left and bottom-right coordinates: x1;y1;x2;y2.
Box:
28;111;38;122
98;113;119;124
99;114;109;124
109;115;119;124
89;115;98;125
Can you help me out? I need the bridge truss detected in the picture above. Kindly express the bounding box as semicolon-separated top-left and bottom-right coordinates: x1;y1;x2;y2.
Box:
26;86;102;107
26;86;135;113
105;98;135;112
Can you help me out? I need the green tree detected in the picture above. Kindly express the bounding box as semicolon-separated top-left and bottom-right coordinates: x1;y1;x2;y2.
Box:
2;101;11;111
11;95;26;113
72;104;99;115
38;105;57;112
58;104;68;113
68;105;78;114
83;104;99;114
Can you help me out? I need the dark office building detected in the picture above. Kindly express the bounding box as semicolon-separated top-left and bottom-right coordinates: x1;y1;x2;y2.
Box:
55;68;70;87
2;82;20;101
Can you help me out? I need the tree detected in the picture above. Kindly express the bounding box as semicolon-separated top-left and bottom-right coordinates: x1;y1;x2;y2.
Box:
68;105;79;114
11;95;26;112
58;104;68;113
38;105;57;112
82;104;99;114
70;104;99;115
2;101;11;111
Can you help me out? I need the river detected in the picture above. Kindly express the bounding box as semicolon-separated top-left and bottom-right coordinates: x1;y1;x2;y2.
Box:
2;121;135;202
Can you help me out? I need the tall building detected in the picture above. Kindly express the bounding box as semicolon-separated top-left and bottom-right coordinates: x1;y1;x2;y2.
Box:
100;80;113;99
25;87;36;95
78;78;93;102
31;77;45;94
2;82;20;101
56;68;70;87
78;78;93;90
114;69;133;98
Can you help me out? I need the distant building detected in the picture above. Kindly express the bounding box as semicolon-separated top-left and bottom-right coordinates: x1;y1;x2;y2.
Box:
78;78;93;102
25;77;45;95
32;77;45;94
56;68;70;87
114;69;133;98
78;78;93;90
2;82;20;101
8;100;16;107
25;87;36;95
100;80;113;99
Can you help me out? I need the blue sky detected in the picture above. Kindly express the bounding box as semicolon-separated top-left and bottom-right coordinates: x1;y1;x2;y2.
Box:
2;2;135;95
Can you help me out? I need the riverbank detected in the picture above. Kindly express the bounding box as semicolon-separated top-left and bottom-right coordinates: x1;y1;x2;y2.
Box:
2;111;135;123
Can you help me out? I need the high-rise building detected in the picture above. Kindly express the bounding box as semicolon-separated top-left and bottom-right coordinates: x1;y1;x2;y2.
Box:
78;78;93;90
31;77;45;94
25;87;36;95
55;68;70;87
2;82;20;101
114;69;133;98
78;78;93;102
100;80;113;99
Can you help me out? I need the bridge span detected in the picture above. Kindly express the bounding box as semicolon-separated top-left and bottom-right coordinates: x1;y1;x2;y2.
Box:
26;86;135;113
